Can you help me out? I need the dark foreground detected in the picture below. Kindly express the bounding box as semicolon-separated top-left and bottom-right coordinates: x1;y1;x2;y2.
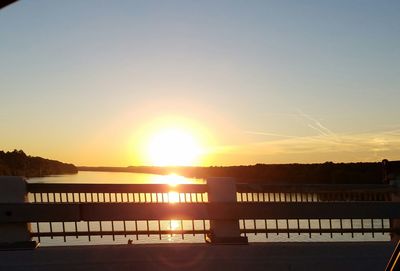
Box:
0;242;395;271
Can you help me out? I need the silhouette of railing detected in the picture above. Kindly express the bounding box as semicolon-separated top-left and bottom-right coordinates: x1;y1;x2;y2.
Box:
25;183;210;244
1;179;400;247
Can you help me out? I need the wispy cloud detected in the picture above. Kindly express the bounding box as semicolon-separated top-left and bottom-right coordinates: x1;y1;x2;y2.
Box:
213;128;400;163
210;110;400;164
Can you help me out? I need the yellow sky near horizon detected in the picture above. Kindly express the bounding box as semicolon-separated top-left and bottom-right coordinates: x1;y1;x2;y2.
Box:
5;110;400;167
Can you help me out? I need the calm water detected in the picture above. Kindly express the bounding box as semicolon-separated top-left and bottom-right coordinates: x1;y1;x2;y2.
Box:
27;171;390;246
28;171;205;184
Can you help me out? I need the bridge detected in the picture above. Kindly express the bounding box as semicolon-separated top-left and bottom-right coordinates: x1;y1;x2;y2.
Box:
0;176;399;270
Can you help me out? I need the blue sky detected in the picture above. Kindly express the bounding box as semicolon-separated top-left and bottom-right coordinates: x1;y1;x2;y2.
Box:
1;1;399;166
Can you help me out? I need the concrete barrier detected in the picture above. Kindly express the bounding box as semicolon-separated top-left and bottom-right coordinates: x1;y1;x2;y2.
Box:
206;178;247;244
390;179;400;242
0;177;37;249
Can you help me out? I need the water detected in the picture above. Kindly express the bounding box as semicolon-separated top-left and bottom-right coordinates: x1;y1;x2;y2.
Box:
28;171;205;184
27;171;391;246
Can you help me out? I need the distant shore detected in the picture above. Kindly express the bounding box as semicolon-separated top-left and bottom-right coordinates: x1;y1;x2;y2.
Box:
0;150;78;177
2;149;398;184
79;160;400;184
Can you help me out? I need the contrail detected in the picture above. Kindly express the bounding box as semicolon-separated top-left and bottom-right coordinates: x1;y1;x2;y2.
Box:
297;109;339;140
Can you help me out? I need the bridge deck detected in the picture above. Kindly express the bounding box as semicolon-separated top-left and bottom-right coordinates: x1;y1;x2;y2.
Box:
0;242;395;271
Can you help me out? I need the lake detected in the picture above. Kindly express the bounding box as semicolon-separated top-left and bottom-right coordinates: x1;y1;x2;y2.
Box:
27;171;390;246
28;170;205;184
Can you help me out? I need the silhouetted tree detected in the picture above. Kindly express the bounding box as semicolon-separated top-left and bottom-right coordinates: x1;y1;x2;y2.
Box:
0;150;77;177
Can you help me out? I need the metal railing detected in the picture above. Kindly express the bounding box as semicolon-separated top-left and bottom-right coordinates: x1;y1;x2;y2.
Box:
1;180;399;246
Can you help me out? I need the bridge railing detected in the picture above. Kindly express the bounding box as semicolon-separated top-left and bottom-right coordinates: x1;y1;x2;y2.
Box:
0;177;399;247
236;183;394;202
27;183;209;203
26;183;395;204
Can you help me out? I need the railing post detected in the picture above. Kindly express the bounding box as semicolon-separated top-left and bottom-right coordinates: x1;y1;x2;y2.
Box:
384;159;400;242
390;179;400;242
0;177;37;249
206;177;248;244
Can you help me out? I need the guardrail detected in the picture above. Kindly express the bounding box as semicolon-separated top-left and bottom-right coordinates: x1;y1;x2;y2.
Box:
1;177;400;248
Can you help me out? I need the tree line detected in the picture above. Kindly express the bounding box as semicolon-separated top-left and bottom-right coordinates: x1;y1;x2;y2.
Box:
80;160;400;184
0;150;78;177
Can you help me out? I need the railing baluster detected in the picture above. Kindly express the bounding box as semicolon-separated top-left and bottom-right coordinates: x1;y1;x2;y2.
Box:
264;219;268;238
371;219;375;238
203;220;206;240
158;220;162;240
135;220;139;240
62;221;66;242
48;222;53;240
297;219;300;235
111;221;115;241
340;219;343;236
318;219;322;235
286;219;290;238
361;218;364;235
350;219;354;238
97;221;102;238
181;220;184;239
88;222;91;242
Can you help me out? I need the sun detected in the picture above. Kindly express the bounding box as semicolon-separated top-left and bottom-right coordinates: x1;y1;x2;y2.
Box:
146;127;203;166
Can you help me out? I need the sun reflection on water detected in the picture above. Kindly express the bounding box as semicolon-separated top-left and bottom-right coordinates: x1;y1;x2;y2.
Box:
167;220;181;241
152;173;190;186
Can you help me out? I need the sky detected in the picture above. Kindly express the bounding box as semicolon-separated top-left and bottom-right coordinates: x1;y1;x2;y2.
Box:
1;0;400;166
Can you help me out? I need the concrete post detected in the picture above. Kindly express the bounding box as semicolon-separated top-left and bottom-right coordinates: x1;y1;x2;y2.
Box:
383;159;400;242
0;177;37;249
206;177;248;244
390;178;400;242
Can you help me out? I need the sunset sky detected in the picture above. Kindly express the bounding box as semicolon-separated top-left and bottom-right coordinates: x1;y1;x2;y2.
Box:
1;1;399;166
